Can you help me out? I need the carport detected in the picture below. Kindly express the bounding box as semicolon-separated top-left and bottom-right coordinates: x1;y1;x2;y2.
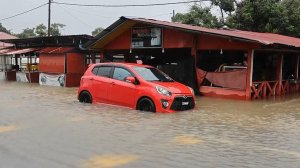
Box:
0;35;93;86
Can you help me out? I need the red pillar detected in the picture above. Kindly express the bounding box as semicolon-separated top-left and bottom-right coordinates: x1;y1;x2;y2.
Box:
191;35;197;58
276;54;283;96
192;35;198;90
245;49;254;100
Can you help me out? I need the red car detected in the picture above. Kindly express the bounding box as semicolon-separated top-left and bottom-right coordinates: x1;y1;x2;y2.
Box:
78;63;195;113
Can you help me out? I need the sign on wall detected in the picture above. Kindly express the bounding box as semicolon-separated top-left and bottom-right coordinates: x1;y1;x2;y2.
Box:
0;72;5;80
131;27;162;48
16;72;29;82
39;73;65;87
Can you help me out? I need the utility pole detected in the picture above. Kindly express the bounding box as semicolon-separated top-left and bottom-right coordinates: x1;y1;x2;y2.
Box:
48;0;51;36
173;10;175;17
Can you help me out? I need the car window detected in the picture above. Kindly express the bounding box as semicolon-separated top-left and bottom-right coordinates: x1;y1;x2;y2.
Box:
97;66;112;77
113;67;132;81
133;66;174;82
92;67;99;75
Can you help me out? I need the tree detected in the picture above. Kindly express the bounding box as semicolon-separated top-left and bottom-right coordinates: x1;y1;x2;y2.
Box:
0;23;11;34
17;23;66;38
172;4;222;28
92;27;104;36
17;28;36;38
211;0;236;23
280;0;300;37
50;23;65;36
226;0;285;33
226;0;300;37
35;24;47;37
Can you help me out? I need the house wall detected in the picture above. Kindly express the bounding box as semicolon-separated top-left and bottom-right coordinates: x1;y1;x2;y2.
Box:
26;72;39;83
5;71;16;81
104;30;131;50
103;27;260;51
39;54;65;73
65;73;83;87
39;53;85;87
66;53;86;74
65;53;86;87
197;34;260;50
163;29;193;48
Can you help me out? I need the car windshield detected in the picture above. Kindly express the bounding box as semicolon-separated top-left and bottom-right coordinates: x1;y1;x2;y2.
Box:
133;66;174;82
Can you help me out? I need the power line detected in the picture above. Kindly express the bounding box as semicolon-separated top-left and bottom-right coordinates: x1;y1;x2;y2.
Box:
0;3;48;22
52;1;202;7
57;5;94;29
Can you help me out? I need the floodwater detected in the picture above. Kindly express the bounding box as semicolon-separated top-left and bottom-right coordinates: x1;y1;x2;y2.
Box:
1;81;300;168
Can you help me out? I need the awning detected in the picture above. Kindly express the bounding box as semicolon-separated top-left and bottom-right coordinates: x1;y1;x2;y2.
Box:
0;48;39;55
5;48;38;55
0;48;13;55
38;47;75;54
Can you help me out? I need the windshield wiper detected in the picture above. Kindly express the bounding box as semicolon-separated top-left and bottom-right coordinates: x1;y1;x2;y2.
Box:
149;79;174;82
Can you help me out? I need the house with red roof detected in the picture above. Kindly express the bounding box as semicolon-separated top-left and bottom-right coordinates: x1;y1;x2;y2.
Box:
84;16;300;100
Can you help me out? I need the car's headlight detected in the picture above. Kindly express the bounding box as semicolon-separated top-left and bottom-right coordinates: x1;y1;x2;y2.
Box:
188;86;194;95
156;86;172;96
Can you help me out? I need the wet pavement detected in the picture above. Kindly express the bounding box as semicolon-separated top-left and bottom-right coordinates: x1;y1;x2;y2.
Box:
1;81;300;168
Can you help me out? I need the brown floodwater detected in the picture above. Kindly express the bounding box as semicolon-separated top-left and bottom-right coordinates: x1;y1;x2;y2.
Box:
1;80;300;168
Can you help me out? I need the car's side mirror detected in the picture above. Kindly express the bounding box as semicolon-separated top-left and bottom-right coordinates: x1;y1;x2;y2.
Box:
125;76;136;84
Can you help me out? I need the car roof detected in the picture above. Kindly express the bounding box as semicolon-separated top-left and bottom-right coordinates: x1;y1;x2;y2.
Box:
92;62;153;68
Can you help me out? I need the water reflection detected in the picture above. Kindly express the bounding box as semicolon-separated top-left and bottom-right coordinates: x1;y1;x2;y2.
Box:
0;81;300;168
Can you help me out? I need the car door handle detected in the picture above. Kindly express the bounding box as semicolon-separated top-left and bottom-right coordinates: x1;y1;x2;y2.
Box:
111;82;115;85
88;77;94;80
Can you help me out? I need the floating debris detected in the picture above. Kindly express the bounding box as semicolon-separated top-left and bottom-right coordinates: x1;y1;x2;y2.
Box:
0;125;19;133
173;135;203;145
83;154;138;168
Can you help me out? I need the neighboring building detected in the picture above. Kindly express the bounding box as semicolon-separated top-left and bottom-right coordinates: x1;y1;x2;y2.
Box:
0;32;17;49
84;16;300;100
0;35;93;86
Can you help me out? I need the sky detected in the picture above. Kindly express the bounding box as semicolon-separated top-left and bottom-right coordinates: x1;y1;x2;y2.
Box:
0;0;207;35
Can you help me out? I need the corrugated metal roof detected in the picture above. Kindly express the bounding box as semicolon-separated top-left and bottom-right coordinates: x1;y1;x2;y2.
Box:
85;16;300;49
129;18;300;48
5;48;38;55
0;32;17;39
0;48;13;54
0;35;92;49
0;32;17;49
0;48;39;55
38;47;75;54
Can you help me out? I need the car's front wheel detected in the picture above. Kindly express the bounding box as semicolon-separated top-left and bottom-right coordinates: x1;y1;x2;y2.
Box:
79;91;92;103
137;97;156;112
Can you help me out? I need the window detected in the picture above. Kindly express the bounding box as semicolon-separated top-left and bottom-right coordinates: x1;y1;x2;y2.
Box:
92;67;99;75
93;66;112;77
113;67;132;81
131;27;162;48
